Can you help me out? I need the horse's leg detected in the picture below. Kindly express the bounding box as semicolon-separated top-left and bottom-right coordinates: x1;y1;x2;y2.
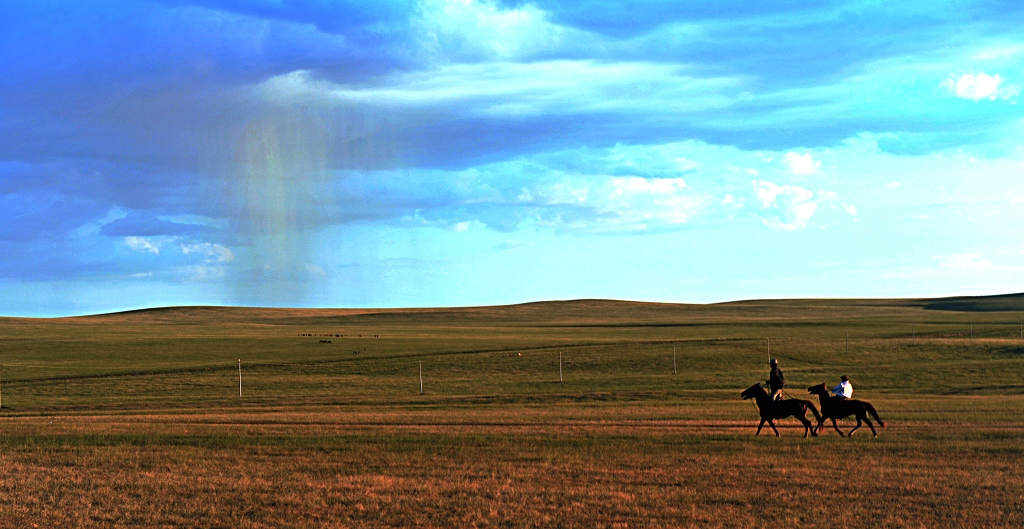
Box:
794;405;808;438
795;410;812;438
866;403;886;428
801;404;819;436
768;419;780;437
756;418;765;436
863;413;878;437
830;417;845;436
848;416;862;436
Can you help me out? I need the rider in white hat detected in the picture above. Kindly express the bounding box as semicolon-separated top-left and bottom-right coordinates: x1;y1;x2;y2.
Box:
831;375;853;400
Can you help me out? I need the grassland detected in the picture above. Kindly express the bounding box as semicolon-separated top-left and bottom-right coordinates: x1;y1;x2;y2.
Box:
0;297;1022;527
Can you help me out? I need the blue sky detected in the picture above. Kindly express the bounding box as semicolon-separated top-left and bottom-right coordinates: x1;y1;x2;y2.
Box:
2;0;1024;316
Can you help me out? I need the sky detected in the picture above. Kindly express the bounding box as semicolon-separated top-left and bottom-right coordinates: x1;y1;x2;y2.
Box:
2;0;1024;316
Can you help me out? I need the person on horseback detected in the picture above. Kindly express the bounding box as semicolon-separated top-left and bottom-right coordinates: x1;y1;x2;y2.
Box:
767;358;785;403
831;375;853;400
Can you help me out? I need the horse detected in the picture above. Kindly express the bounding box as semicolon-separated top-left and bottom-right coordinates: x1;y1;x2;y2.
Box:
807;383;886;437
740;383;821;438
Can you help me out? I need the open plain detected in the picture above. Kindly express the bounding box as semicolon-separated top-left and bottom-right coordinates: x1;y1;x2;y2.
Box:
0;297;1022;528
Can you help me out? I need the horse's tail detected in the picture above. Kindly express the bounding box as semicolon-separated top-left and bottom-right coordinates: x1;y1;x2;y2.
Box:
866;402;886;428
806;401;822;423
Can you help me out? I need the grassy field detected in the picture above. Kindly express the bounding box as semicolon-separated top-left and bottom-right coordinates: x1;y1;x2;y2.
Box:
0;297;1022;527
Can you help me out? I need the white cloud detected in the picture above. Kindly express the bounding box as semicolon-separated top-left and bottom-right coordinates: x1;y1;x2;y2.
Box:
608;176;687;199
124;236;160;254
602;177;699;225
886;182;900;189
935;253;993;273
453;221;471;232
511;175;701;231
943;73;1019;101
673;157;700;173
328;135;1024;240
971;45;1024;61
783;152;820;175
186;265;225;281
531;181;589;205
181;242;234;263
414;0;574;61
305;263;327;277
752;180;818;230
260;61;742;118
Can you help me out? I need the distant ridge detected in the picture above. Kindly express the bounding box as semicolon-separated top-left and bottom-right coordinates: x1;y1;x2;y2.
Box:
911;293;1024;312
11;292;1023;321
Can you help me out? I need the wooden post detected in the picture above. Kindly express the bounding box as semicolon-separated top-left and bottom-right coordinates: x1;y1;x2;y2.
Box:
237;359;242;397
673;346;677;375
559;352;563;383
419;361;423;395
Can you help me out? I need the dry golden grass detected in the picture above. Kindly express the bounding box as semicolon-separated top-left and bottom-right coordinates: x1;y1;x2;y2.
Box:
0;406;1021;528
1;298;1023;527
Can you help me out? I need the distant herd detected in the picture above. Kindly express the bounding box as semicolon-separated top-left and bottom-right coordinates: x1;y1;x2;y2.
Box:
300;333;378;351
298;333;380;338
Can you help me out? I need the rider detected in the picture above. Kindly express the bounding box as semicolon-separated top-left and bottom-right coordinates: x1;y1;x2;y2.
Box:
767;358;785;403
831;375;853;400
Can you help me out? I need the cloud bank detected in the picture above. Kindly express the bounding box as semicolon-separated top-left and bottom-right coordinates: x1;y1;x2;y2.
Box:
3;0;1024;314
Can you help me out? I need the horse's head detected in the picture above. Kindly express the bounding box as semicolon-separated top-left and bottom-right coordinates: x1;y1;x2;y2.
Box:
807;383;827;395
740;383;764;400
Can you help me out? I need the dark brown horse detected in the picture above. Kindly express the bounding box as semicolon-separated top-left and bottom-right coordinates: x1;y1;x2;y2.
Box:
807;383;886;437
741;383;821;437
